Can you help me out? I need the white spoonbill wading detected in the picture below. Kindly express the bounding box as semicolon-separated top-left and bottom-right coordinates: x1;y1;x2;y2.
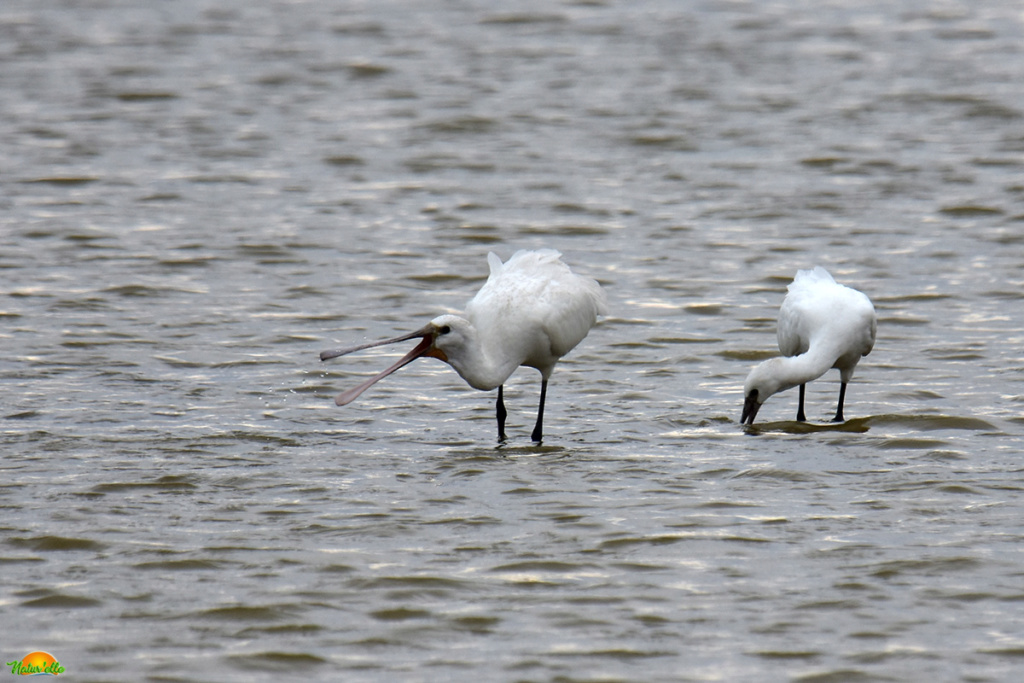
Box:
741;266;876;425
320;249;607;442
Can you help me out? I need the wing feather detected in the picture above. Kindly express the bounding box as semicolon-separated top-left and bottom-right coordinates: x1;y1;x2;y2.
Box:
466;250;606;368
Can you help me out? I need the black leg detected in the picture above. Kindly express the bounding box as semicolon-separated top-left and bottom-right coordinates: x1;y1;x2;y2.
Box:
832;382;847;422
496;385;507;442
796;383;807;422
530;379;548;443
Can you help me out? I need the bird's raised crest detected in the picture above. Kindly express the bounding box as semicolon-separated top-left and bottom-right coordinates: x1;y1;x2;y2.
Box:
487;251;504;276
790;265;836;291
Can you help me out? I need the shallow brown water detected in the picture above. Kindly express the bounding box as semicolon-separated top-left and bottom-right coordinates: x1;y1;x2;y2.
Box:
2;1;1023;681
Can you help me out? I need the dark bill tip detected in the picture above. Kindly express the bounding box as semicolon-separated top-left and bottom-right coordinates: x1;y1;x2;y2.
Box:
741;390;760;425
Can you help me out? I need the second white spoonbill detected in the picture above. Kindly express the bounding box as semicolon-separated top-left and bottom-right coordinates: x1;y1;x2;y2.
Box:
741;266;876;425
320;249;607;442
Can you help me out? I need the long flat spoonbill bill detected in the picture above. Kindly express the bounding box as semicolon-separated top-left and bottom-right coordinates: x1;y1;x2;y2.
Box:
320;249;607;442
741;266;876;425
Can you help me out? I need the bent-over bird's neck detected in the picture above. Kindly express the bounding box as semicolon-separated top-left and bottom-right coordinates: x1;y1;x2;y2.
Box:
758;340;841;399
433;315;520;391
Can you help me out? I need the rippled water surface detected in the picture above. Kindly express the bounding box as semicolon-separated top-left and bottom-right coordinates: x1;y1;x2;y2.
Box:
2;1;1024;681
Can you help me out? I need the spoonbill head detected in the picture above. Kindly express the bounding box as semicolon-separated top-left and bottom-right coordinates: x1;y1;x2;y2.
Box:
320;249;607;442
741;266;876;425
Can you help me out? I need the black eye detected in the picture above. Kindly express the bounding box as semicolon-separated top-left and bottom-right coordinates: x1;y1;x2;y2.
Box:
439;325;451;335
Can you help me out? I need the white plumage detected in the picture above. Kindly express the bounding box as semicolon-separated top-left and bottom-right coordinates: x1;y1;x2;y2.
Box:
321;249;607;442
741;266;876;425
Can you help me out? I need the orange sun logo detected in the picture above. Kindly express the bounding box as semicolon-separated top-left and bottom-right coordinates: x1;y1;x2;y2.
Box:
6;651;65;676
